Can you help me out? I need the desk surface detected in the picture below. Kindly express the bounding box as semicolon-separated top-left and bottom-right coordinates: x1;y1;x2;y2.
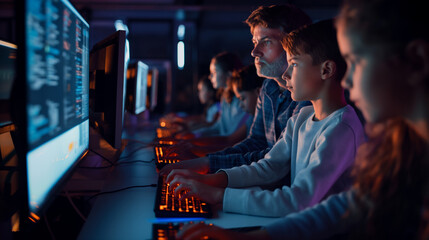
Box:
77;113;281;240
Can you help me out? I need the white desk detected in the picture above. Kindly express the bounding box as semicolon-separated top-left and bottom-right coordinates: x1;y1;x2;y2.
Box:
78;114;281;240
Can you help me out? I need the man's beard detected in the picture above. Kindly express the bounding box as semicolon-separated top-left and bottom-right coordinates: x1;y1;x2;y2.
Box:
256;53;287;80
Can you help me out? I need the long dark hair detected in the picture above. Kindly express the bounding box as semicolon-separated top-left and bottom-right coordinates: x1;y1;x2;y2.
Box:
350;119;426;239
336;0;429;238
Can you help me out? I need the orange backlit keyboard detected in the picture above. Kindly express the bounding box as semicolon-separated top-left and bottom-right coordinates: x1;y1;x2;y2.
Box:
152;223;261;239
154;145;181;170
154;176;212;218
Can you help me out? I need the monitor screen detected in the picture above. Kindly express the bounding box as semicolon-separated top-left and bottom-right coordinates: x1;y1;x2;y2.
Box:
89;30;126;149
126;61;148;115
0;40;16;127
14;0;90;223
147;68;159;111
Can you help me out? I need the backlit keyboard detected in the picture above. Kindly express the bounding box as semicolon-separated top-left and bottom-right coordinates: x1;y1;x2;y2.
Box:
154;176;212;218
154;145;180;170
152;222;261;240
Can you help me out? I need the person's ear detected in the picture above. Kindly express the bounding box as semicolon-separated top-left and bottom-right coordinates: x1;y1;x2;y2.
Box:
320;60;336;80
405;39;429;86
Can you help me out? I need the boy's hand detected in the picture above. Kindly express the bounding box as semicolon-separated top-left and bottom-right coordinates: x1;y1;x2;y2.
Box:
169;177;225;205
177;222;236;240
166;169;227;187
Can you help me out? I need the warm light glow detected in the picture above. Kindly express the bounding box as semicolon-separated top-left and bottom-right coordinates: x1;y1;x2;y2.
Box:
177;41;185;70
29;212;41;223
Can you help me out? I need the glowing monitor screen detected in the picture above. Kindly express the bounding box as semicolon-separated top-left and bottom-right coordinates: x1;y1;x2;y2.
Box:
126;61;148;115
24;0;89;218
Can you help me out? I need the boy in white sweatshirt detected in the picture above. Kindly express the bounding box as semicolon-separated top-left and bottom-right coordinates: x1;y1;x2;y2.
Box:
167;19;365;217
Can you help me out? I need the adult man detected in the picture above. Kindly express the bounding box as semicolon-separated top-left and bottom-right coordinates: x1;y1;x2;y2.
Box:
160;5;312;175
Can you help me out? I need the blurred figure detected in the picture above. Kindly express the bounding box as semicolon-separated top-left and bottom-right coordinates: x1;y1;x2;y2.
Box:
231;64;263;117
162;75;220;132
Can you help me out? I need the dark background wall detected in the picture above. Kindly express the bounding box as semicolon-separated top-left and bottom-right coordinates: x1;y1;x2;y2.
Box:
0;0;340;115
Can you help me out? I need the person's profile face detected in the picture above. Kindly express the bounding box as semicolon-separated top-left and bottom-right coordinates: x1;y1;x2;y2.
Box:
232;83;258;115
282;50;323;102
197;81;209;104
209;60;227;89
251;25;287;87
337;20;407;123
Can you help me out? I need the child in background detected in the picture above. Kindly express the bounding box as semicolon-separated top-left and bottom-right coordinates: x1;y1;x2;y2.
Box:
191;51;249;138
168;19;364;218
166;64;265;158
163;76;220;132
196;76;220;128
230;64;264;131
160;52;249;160
176;0;429;238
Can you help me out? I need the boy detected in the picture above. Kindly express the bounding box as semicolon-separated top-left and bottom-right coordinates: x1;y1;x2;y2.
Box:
167;19;365;217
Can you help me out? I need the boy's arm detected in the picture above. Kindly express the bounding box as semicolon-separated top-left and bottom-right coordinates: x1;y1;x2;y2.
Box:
222;123;359;217
264;191;355;240
208;147;271;173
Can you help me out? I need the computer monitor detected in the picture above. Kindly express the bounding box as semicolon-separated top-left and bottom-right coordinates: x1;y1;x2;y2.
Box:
147;67;159;111
89;30;127;149
0;40;16;128
13;0;90;226
126;61;148;115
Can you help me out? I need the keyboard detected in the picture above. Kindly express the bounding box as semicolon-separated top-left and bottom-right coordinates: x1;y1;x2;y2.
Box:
152;222;261;240
154;145;181;170
154;176;212;218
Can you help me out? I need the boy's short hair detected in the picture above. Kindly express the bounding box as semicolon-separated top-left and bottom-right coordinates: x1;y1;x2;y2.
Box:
281;19;347;82
231;64;264;92
245;4;312;34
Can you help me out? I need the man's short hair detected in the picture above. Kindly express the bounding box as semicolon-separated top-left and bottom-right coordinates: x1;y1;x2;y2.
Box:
245;5;312;34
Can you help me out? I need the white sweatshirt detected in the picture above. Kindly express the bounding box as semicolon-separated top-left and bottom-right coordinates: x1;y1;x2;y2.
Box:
220;105;365;217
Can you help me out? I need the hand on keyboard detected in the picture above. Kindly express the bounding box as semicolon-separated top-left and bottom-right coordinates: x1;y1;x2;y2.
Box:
176;222;245;240
164;141;199;160
167;175;225;205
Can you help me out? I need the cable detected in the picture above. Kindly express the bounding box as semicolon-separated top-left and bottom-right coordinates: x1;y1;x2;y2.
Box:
44;213;56;240
78;159;155;169
89;149;115;165
64;190;87;222
87;184;157;202
115;159;155;165
78;165;113;169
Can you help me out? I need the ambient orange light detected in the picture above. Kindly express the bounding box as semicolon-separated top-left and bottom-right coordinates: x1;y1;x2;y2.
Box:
69;142;74;152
